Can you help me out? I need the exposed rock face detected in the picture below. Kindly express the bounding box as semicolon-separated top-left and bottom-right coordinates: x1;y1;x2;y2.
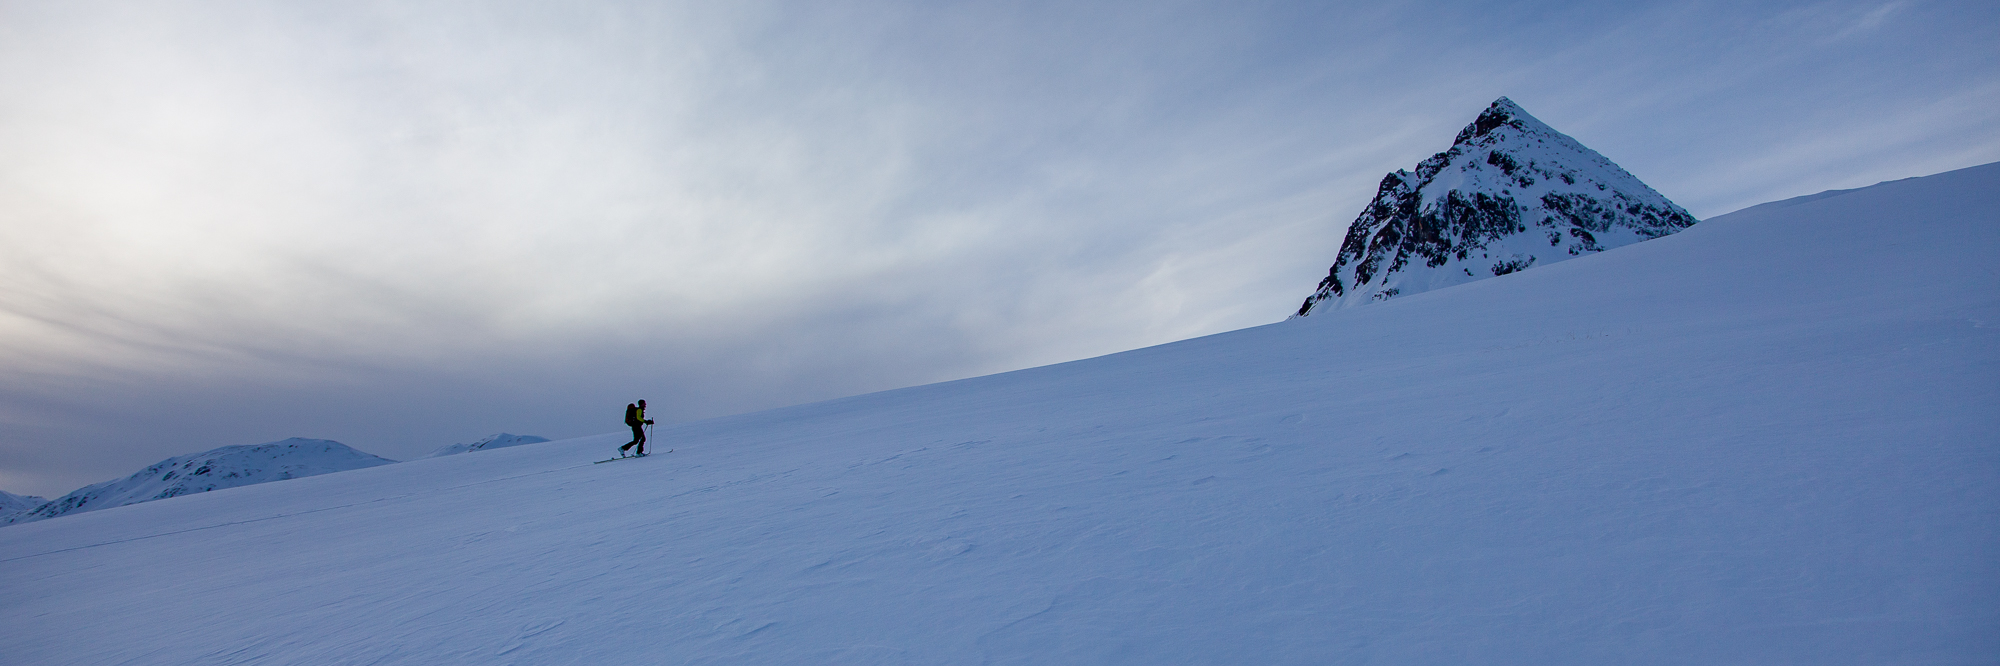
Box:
4;438;394;525
1296;97;1696;316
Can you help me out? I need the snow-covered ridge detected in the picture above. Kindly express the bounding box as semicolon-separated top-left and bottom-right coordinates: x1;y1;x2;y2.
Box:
426;433;551;458
0;490;46;523
3;438;395;525
5;432;549;527
1296;97;1696;315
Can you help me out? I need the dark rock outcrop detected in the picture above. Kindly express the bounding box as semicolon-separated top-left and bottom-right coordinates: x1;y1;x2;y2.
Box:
1296;98;1695;316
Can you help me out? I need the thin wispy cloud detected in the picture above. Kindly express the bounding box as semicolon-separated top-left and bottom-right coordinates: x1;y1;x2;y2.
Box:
2;0;1996;495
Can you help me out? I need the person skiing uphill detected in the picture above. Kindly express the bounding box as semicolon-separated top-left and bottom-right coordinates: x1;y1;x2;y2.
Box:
620;400;654;456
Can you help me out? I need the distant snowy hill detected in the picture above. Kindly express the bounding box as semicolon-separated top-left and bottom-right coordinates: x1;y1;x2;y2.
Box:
425;433;550;458
0;490;46;522
1296;97;1696;315
0;164;1993;664
4;438;394;525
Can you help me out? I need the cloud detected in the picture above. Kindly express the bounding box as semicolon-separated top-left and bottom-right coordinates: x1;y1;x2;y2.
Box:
2;0;1998;496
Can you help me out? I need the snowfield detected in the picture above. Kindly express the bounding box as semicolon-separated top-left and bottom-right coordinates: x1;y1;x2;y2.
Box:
1;163;1995;664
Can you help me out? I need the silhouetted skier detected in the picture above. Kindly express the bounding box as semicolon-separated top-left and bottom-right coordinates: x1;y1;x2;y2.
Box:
620;400;654;456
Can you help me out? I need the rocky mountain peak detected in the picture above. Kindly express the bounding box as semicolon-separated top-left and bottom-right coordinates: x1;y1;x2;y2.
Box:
1453;96;1541;145
1295;97;1696;316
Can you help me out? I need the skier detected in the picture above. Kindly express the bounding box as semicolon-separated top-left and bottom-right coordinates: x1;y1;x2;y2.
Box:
620;400;655;456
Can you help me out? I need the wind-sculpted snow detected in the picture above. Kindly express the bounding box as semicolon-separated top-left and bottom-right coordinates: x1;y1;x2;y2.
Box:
1296;97;1696;315
425;433;551;458
4;438;394;525
0;164;1994;664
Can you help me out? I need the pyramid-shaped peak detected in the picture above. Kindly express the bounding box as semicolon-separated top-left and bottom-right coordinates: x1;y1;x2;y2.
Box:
1294;96;1695;316
1453;97;1558;146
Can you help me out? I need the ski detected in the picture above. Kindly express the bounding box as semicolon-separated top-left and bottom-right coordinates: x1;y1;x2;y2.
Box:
594;450;670;464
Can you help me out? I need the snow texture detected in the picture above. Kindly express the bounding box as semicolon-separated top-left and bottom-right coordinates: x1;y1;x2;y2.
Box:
1297;97;1697;315
425;433;551;458
0;490;46;523
0;163;1995;664
3;438;395;526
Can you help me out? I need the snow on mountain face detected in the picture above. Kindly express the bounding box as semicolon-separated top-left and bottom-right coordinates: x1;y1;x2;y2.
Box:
0;163;1993;664
0;490;47;522
425;433;551;458
4;438;394;525
1296;97;1696;315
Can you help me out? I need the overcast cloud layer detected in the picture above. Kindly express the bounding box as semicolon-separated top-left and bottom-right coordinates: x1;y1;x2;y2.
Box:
3;0;1997;496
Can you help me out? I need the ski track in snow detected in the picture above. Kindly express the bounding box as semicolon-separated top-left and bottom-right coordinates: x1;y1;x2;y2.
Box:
1;164;1997;664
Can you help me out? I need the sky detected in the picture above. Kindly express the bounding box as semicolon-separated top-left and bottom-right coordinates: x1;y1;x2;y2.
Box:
1;0;1996;497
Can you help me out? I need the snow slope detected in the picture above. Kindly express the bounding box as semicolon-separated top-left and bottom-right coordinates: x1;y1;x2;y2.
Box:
425;433;551;458
4;438;395;525
1296;97;1696;315
0;490;45;522
0;164;1995;664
